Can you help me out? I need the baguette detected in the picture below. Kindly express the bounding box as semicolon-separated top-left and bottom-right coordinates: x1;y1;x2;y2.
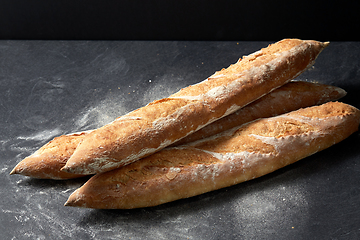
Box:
173;81;346;146
10;81;346;179
10;132;90;179
61;39;329;175
64;102;360;209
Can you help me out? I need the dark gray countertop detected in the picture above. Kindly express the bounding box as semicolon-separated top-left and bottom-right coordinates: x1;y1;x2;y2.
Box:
1;40;360;239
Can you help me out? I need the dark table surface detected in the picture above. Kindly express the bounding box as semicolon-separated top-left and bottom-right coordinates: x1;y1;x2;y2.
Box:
1;40;360;240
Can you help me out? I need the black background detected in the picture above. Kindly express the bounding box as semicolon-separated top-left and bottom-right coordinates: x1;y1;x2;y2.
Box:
0;0;359;41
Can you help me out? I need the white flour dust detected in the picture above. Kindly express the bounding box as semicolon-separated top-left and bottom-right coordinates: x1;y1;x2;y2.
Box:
141;74;187;106
231;182;310;237
17;128;62;142
2;172;97;239
71;92;129;133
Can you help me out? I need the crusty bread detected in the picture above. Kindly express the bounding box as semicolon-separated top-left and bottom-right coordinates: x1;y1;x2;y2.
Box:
173;81;346;146
61;39;330;175
10;132;90;179
64;102;360;209
10;81;345;179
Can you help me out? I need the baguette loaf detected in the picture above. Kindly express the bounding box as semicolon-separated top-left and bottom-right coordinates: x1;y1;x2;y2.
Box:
10;132;89;179
173;81;346;146
62;39;329;175
10;81;346;179
64;102;360;209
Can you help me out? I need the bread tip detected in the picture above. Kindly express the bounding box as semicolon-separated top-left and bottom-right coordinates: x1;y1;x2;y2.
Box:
64;190;85;208
9;167;17;175
64;200;72;207
64;193;78;207
336;87;347;98
9;162;23;175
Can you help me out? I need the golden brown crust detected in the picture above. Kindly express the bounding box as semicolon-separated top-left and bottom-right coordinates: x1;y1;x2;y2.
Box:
62;39;330;175
173;81;346;145
10;133;88;179
64;102;360;209
10;81;345;179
